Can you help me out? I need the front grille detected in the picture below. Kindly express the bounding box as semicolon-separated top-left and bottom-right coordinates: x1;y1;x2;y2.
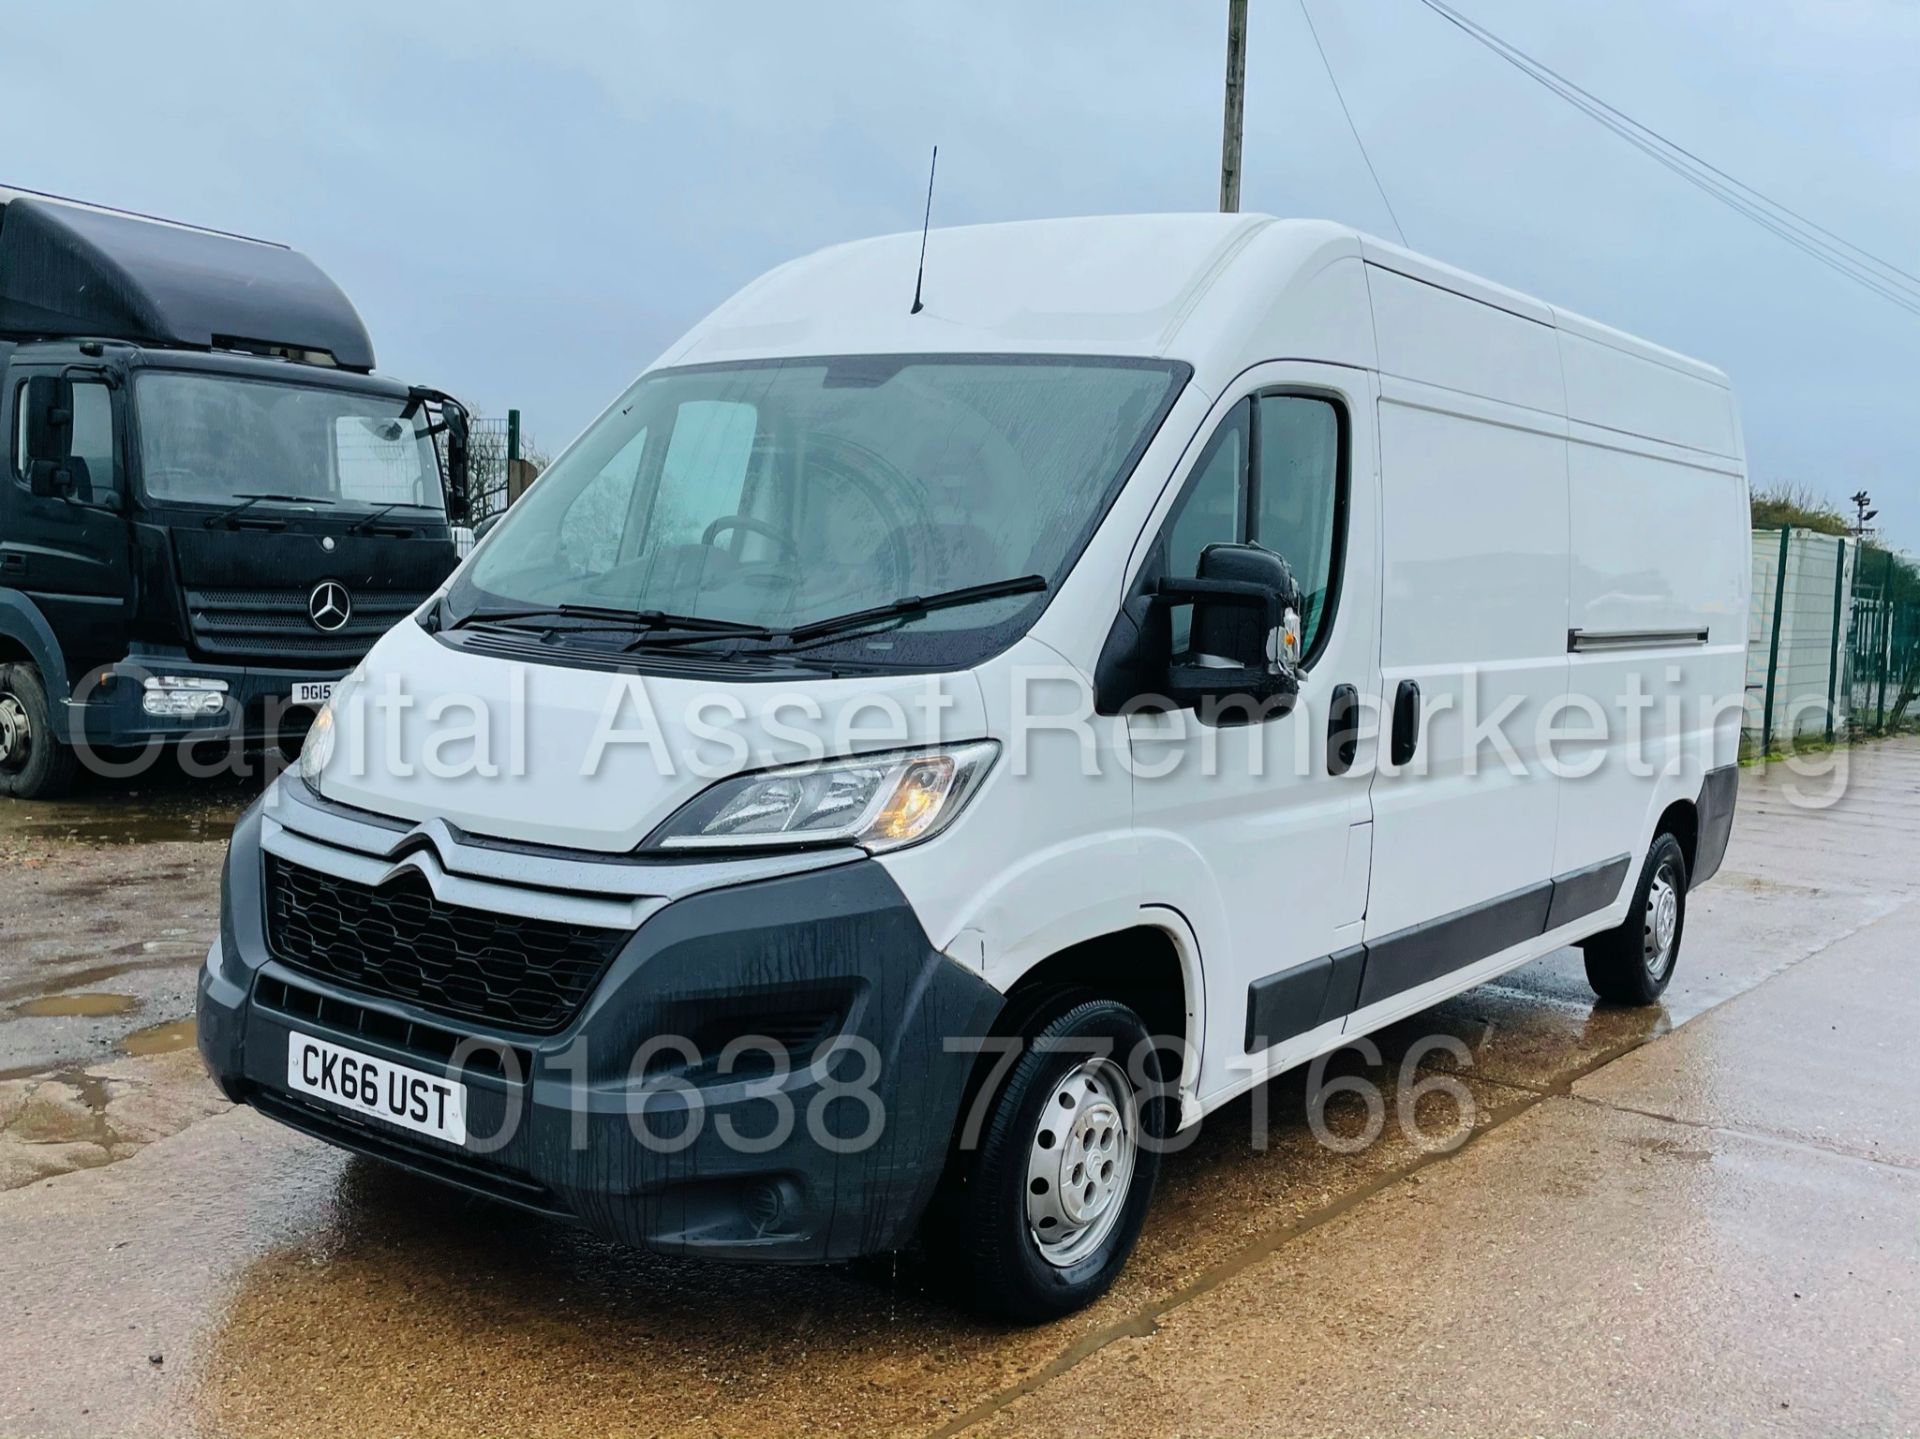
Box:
254;974;534;1079
263;855;628;1033
187;587;430;665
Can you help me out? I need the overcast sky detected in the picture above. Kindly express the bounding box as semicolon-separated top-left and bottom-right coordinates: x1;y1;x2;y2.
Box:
8;0;1918;550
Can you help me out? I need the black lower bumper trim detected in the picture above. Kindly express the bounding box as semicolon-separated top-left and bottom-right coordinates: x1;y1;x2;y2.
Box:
1691;763;1739;889
201;811;1004;1264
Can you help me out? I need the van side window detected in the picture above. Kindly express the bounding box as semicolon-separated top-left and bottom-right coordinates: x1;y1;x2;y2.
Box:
1161;400;1249;652
559;426;648;576
1157;392;1346;663
652;400;758;551
1253;395;1342;659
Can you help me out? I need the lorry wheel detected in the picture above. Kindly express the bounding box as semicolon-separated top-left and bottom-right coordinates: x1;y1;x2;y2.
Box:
935;995;1171;1323
1582;833;1688;1006
0;662;78;801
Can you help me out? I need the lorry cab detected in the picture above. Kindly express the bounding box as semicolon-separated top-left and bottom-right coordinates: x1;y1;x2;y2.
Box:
0;188;468;798
199;214;1749;1321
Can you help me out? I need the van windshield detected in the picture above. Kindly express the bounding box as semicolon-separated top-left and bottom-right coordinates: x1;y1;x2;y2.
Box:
458;355;1184;663
135;371;445;515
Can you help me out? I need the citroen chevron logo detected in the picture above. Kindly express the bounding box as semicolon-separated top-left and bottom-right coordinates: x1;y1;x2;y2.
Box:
309;581;352;633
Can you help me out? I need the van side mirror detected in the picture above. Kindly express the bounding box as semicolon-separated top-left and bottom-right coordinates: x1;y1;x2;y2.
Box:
1157;543;1303;722
22;376;75;496
442;402;472;524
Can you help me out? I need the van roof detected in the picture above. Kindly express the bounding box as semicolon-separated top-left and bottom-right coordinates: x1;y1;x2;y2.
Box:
662;213;1728;392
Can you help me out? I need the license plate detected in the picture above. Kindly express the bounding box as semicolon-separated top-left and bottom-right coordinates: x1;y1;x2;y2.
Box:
286;1032;467;1145
292;681;335;707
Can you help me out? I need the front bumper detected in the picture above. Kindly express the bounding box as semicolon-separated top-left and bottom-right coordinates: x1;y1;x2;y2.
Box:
198;799;1003;1262
67;651;342;747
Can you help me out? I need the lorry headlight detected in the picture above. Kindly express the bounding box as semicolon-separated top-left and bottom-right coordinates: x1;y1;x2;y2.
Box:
298;701;336;787
141;675;229;718
643;742;998;854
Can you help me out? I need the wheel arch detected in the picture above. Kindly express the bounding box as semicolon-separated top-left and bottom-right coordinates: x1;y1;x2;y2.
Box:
1652;795;1700;880
987;911;1205;1118
0;589;67;689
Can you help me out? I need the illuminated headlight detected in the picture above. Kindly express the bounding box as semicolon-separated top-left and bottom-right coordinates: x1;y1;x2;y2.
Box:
644;742;999;854
298;701;336;787
141;676;229;718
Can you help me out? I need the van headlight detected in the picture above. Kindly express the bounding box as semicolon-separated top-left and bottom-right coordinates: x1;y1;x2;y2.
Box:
643;742;998;854
298;701;336;788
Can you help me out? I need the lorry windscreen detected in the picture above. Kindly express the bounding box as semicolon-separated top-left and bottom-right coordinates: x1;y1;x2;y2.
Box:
134;371;445;515
455;354;1185;666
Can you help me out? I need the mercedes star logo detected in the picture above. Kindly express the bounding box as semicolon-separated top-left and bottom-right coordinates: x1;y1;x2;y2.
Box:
309;581;352;633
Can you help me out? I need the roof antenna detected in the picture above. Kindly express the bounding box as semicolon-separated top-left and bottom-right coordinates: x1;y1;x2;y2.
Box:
910;145;938;314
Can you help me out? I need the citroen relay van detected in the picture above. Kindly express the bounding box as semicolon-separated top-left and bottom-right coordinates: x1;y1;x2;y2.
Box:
199;215;1749;1320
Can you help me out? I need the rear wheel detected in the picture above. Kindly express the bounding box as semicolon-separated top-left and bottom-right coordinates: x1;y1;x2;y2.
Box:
0;662;78;801
1583;832;1688;1005
933;995;1171;1322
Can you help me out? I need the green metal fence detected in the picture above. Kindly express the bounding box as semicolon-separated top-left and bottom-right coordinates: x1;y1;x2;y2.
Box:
465;409;525;524
1849;559;1920;736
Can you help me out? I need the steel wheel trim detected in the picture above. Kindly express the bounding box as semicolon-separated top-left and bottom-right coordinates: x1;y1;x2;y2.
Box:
1024;1056;1139;1268
1644;863;1680;975
0;692;30;772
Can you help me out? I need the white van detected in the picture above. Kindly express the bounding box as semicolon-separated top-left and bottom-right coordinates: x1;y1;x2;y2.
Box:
198;215;1749;1320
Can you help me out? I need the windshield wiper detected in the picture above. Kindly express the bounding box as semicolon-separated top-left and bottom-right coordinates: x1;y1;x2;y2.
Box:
783;574;1049;644
202;493;334;529
447;601;771;641
347;501;439;535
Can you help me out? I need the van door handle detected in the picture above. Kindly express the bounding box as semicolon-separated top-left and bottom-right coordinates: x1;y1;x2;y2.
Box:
1327;683;1359;775
1390;679;1421;766
0;553;24;577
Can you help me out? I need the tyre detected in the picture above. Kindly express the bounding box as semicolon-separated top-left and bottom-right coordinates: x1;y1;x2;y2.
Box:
1582;832;1688;1005
0;662;78;801
934;994;1172;1323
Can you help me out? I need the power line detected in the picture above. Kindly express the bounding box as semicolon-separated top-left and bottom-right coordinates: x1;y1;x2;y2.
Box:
1409;0;1920;318
1421;1;1920;295
1298;0;1409;246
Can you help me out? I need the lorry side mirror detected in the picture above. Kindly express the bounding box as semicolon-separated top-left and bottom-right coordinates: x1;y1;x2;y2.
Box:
442;403;471;524
23;374;73;461
1156;542;1303;724
22;375;76;498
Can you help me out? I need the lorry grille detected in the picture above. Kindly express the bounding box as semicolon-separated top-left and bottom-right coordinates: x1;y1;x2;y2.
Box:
187;588;430;665
262;855;627;1033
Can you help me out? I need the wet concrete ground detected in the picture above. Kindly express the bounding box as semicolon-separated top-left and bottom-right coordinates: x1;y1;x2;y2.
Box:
0;742;1916;1436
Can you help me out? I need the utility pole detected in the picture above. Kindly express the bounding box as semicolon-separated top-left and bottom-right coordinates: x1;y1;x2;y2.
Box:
1220;0;1248;212
1851;488;1878;542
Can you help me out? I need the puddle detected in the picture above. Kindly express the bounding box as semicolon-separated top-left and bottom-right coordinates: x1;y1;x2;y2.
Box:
11;992;139;1019
0;769;258;846
119;1018;197;1057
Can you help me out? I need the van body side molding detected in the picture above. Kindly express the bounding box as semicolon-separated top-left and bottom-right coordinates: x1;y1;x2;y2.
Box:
1567;627;1709;653
1543;854;1633;931
1243;854;1632;1051
1244;945;1365;1052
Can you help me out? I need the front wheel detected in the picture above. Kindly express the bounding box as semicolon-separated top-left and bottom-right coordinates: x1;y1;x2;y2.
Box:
1583;833;1688;1005
934;996;1172;1322
0;662;78;801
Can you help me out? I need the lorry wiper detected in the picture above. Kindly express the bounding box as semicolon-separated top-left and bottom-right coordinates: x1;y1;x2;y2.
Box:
346;501;439;535
203;493;334;529
782;574;1049;644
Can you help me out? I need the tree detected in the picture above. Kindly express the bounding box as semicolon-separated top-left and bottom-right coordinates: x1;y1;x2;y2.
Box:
1749;481;1848;536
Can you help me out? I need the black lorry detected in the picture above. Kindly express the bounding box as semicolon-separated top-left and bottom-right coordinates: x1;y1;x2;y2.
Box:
0;188;470;799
